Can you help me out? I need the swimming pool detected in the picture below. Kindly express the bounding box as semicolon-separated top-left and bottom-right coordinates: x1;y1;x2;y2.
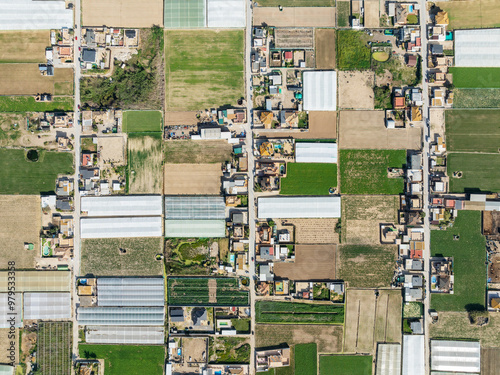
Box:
431;276;437;283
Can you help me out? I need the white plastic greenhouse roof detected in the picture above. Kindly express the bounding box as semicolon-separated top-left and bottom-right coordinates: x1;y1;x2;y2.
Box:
86;325;165;344
257;196;341;219
0;365;14;375
455;29;500;67
97;278;164;307
24;292;71;320
0;271;71;292
80;217;163;238
431;340;480;373
295;142;338;163
81;195;162;217
165;219;226;238
0;0;73;30
376;344;402;375
207;0;245;28
165;196;225;220
77;306;165;326
402;335;425;375
0;293;22;328
303;70;337;111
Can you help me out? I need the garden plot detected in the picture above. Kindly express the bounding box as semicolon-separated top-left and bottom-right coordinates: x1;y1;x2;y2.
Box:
316;28;336;69
38;322;72;375
0;30;49;63
253;7;336;27
289;218;339;244
274;245;337;280
82;0;164;27
123;110;162;133
164;163;222;195
255;301;344;324
275;28;314;49
0;64;73;95
128;133;163;194
338;72;374;110
164;140;232;164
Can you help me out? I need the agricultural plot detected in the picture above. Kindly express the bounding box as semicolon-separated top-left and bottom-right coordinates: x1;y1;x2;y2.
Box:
123;110;162;133
295;343;317;375
256;0;334;5
482;348;500;374
253;7;336;27
338;72;374;110
82;0;164;27
273;245;337;280
0;149;73;194
164;140;232;164
128;133;163;194
339;149;406;195
0;329;18;364
165;30;244;111
290;219;339;244
337;1;351;27
38;322;72;375
0;31;49;63
258;112;337;139
0;64;73;95
209;337;250;364
454;88;500;108
447;153;500;193
337;30;371;71
0;96;73;112
280;163;337;195
450;67;500;88
165;238;224;276
364;0;380;28
315;29;336;69
255;301;344;324
275;28;314;49
338;245;397;287
164;163;222;195
431;211;487;311
81;238;163;276
320;355;372;375
435;0;500;30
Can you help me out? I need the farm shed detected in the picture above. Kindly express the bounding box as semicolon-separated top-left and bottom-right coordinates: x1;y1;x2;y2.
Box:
207;0;245;28
376;343;402;375
96;278;165;307
402;335;425;375
165;219;226;238
80;217;163;238
0;0;73;30
303;71;337;111
455;29;500;67
165;196;225;220
0;293;22;328
257;196;341;219
81;195;163;217
77;306;165;326
431;340;480;373
295;142;338;163
0;271;71;292
85;325;165;344
23;292;71;320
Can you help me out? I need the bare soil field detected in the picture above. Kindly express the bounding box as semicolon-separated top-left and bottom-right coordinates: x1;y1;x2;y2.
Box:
164;140;232;164
128;134;162;194
289;219;339;244
482;348;500;375
164;112;199;126
274;244;337;280
0;64;73;95
0;31;49;63
0;195;41;269
253;7;336;27
164;163;222;195
257;111;337;139
0;328;18;363
315;29;336;69
82;0;164;27
275;28;314;49
364;0;380;28
339;111;422;150
338;72;375;110
344;289;401;354
175;337;207;372
97;136;126;164
342;195;399;244
435;0;500;30
430;107;445;138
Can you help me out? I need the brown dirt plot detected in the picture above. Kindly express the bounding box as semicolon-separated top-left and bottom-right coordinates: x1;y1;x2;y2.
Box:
0;64;73;95
164;140;232;164
289;219;339;244
97;136;126;164
0;31;49;63
315;29;336;70
0;328;18;364
364;0;380;28
82;0;164;27
164;112;199;126
274;245;337;280
338;71;375;110
164;163;222;195
253;7;336;27
257;111;337;139
275;28;314;49
482;348;500;375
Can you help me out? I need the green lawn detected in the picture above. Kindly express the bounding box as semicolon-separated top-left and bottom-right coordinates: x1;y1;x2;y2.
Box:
447;153;500;193
450;67;500;88
337;30;371;70
123;110;162;133
280;163;337;195
337;2;351;27
320;355;372;375
294;343;317;375
0;148;74;194
339;149;406;194
255;301;344;324
79;345;164;375
256;0;334;5
431;211;487;311
0;96;73;112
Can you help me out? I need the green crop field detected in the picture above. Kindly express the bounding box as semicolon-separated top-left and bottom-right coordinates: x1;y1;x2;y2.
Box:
0;148;73;194
431;211;486;311
436;0;500;30
337;30;371;71
339;149;406;194
123;110;162;133
0;96;73;112
79;345;164;375
255;301;344;324
454;88;500;108
320;355;372;375
165;30;244;111
337;1;351;27
38;322;72;375
256;0;334;5
448;153;500;193
295;343;317;375
450;68;500;88
280;163;337;195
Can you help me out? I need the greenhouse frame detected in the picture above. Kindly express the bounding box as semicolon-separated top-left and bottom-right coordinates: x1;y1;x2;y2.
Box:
97;278;165;307
23;292;71;320
81;195;163;217
165;219;226;238
165;196;225;220
85;325;165;344
257;196;341;219
77;306;165;326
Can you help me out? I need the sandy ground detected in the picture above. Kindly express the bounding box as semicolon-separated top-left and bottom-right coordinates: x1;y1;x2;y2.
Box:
164;163;222;195
315;29;336;69
253;7;336;27
97;135;126;164
128;135;162;194
165;112;199;126
0;31;49;63
82;0;164;27
364;0;380;28
273;244;337;280
288;219;339;244
0;64;73;95
338;71;375;110
339;110;422;150
257;111;337;139
430;107;445;140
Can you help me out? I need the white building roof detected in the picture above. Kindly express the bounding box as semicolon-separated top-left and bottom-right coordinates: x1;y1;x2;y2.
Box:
23;292;71;320
376;344;402;375
81;195;163;217
165;219;226;238
295;142;338;163
86;325;165;344
485;201;500;211
207;0;245;28
257;196;341;219
431;340;481;373
0;365;14;375
0;0;73;30
303;70;337;111
403;335;425;375
80;217;163;238
455;29;500;67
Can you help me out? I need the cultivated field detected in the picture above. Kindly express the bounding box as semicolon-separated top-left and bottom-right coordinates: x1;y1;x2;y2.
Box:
320;355;373;375
274;245;337;280
0;64;73;95
338;72;374;110
338;245;397;287
81;237;163;276
482;348;500;375
364;0;380;28
123;110;162;133
289;219;339;244
447;153;500;193
128;133;162;194
0;329;18;363
435;0;500;30
337;1;351;27
275;28;314;49
164;140;232;164
0;96;73;112
82;0;163;27
164;111;199;126
253;7;336;27
280;163;337;195
38;322;72;375
257;111;337;139
0;195;41;269
337;30;371;71
344;289;402;353
164;163;222;195
97;136;126;164
165;30;244;111
339;111;422;149
450;67;500;88
454;88;500;108
295;343;317;375
0;31;49;63
315;29;336;69
255;301;344;324
257;0;335;5
339;149;406;194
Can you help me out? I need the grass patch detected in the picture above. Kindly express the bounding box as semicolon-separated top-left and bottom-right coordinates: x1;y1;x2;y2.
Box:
372;51;389;62
0;96;73;112
231;318;251;333
450;67;500;88
320;355;372;375
79;345;164;375
255;301;344;324
295;343;317;375
431;211;486;311
165;238;215;276
337;2;351;27
337;30;371;71
128;133;163;194
280;163;337;195
437;0;500;30
374;85;392;109
447;153;500;193
403;302;424;318
123;110;162;133
209;337;250;364
373;55;419;87
339;149;406;194
453;88;500;108
164;140;232;164
0;148;73;194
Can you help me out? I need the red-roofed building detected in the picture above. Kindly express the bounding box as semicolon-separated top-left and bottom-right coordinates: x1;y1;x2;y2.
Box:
394;96;406;109
82;153;92;166
411;249;423;259
416;37;421;46
284;51;293;60
432;198;443;205
445;199;456;208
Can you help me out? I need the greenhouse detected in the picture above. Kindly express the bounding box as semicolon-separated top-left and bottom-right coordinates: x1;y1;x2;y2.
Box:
77;306;165;326
81;195;163;217
97;278;165;307
165;196;225;220
165;219;226;238
85;325;165;344
80;217;163;238
24;292;71;320
257;196;341;219
295;142;338;163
